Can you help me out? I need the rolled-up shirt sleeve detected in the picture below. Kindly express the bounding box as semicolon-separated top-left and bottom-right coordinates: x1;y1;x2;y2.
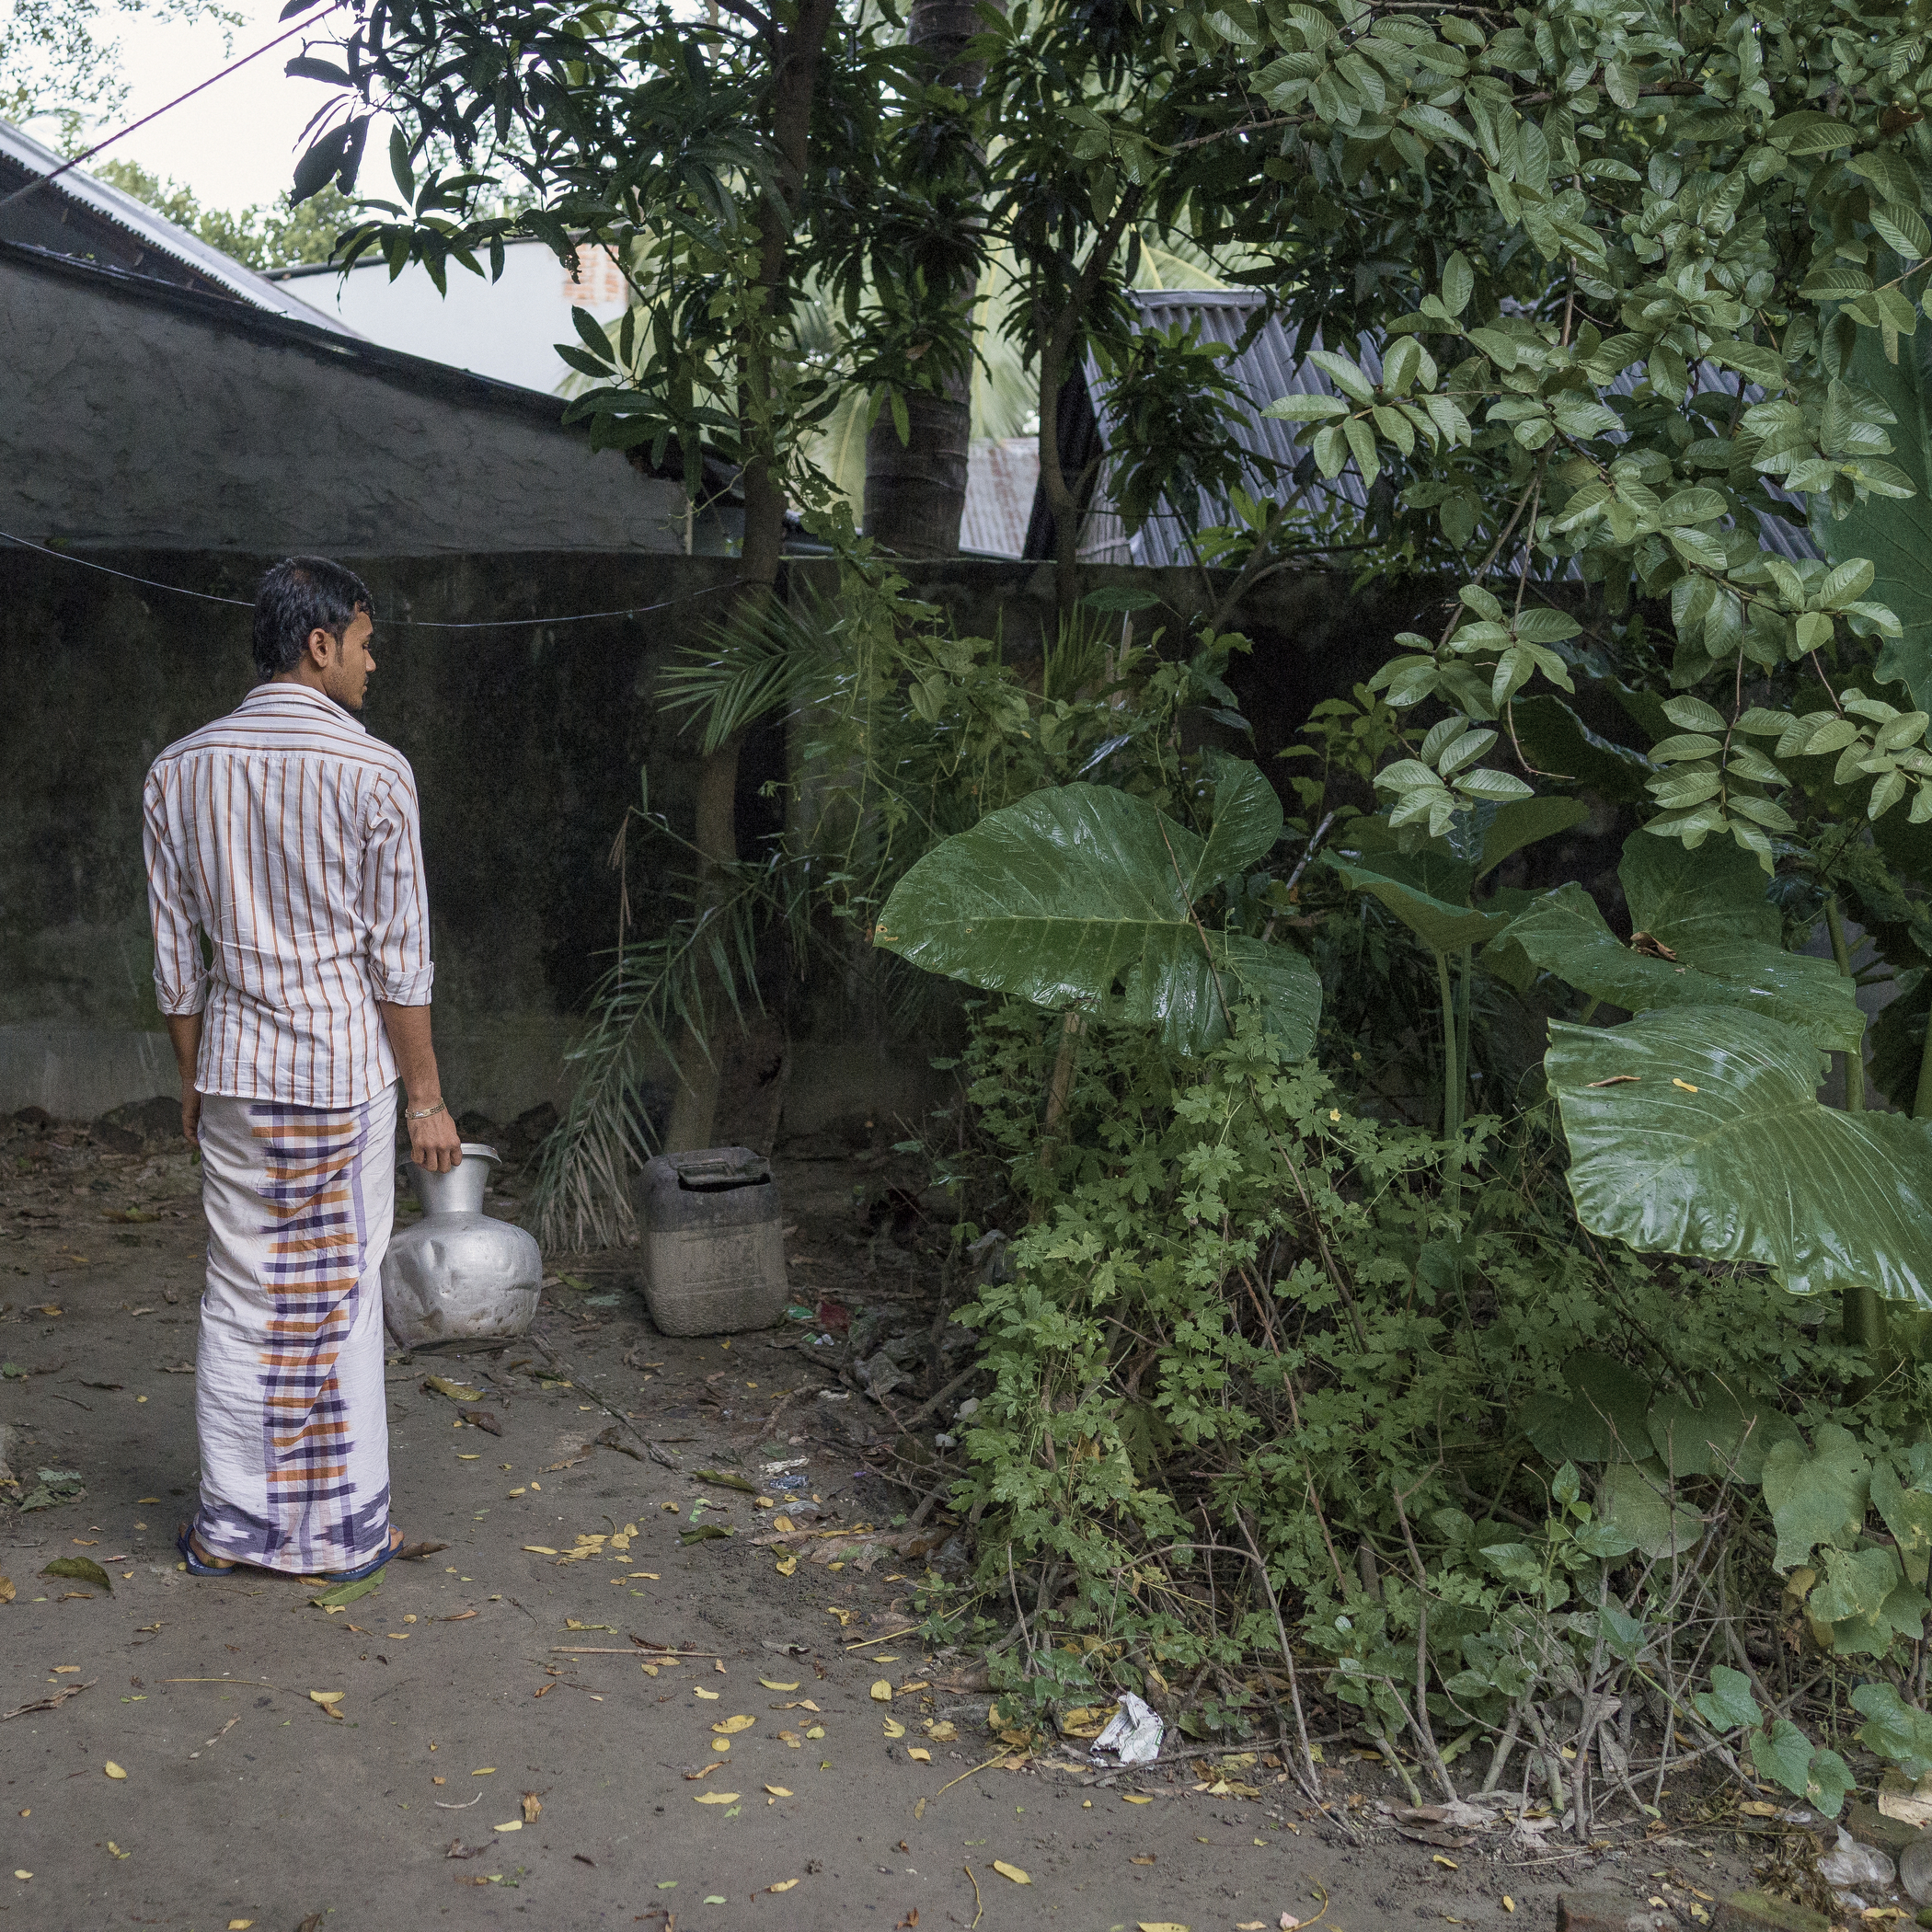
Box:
362;769;436;1006
143;764;209;1016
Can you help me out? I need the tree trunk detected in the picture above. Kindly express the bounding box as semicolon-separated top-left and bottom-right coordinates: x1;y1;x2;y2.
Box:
665;0;835;1151
861;0;999;558
1033;186;1144;619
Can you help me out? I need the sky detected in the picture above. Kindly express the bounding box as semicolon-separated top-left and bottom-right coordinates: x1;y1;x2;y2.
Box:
101;0;374;211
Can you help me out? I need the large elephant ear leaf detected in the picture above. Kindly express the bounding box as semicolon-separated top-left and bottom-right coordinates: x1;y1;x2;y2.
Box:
1192;759;1284;891
873;783;1320;1059
1546;1008;1932;1305
1826;323;1932;711
1505;883;1863;1051
1619;830;1780;950
1464;796;1589;880
1326;823;1508;953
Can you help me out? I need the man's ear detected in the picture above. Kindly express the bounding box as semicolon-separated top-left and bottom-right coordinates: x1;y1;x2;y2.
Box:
305;627;335;666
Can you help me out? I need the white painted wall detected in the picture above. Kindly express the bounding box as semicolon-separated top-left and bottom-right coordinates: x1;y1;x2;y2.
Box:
271;238;628;395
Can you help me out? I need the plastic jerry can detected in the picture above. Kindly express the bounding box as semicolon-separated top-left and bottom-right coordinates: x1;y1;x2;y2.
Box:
634;1144;788;1336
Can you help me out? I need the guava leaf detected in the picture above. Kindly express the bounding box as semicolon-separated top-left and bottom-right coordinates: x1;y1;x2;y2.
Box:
40;1556;111;1592
1506;885;1862;1050
1761;1427;1871;1573
873;783;1321;1059
1546;1008;1932;1305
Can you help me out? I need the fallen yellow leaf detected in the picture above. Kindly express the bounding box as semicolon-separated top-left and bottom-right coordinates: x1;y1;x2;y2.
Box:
494;1821;523;1833
522;1793;541;1823
694;1791;740;1804
1432;1854;1458;1870
308;1691;344;1706
760;1679;800;1691
926;1720;958;1742
103;1763;127;1780
764;1784;793;1797
711;1740;732;1754
1138;1924;1190;1932
227;1921;256;1929
775;1556;798;1576
0;1578;14;1604
521;1546;558;1556
1121;1793;1153;1804
12;1872;29;1881
1502;1900;1515;1915
908;1747;931;1763
694;1687;719;1700
714;1715;756;1734
472;1766;496;1776
772;1514;794;1532
883;1719;906;1739
992;1860;1030;1885
870;1680;892;1702
769;1879;799;1892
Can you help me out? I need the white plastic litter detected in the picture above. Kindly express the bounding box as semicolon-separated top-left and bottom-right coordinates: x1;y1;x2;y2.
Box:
1819;1826;1894;1896
1090;1692;1165;1765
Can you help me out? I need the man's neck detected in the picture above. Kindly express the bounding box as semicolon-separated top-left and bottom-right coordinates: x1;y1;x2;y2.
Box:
270;668;355;714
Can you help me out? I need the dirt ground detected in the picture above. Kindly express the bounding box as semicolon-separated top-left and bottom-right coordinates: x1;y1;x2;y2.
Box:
0;1107;1764;1932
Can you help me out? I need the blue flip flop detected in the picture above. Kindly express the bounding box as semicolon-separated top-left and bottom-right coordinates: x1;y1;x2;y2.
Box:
175;1524;240;1577
312;1528;404;1586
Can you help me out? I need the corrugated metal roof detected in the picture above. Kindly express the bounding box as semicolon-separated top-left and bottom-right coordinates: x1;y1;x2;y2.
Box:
960;436;1041;558
0;117;360;338
1056;288;1818;569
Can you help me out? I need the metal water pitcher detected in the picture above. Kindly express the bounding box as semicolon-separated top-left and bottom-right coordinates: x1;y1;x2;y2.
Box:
381;1142;542;1349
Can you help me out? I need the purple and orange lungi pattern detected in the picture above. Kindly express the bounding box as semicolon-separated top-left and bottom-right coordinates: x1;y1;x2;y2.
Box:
190;1087;397;1574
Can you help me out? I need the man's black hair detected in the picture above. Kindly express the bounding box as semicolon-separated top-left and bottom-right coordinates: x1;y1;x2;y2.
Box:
252;557;375;682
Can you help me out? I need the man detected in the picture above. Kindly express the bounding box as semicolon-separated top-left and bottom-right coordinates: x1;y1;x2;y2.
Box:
143;557;463;1581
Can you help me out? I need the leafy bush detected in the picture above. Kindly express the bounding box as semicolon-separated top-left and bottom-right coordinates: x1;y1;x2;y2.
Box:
930;997;1932;1823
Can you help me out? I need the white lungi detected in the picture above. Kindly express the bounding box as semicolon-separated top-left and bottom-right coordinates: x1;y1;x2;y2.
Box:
192;1087;397;1574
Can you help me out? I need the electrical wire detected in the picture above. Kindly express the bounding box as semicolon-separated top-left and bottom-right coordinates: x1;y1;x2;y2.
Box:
0;529;744;628
0;2;349;218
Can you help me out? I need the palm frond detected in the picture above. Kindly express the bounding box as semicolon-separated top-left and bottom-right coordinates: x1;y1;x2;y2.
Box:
528;864;771;1250
655;590;842;755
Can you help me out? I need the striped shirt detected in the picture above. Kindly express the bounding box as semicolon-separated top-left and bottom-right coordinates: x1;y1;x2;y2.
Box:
142;682;435;1107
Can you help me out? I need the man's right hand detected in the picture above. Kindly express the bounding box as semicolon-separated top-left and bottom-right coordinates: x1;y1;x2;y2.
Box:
408;1103;464;1174
181;1089;201;1146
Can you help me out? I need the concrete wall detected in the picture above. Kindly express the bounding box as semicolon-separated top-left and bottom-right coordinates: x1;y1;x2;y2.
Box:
0;243;701;556
0;546;1425;1126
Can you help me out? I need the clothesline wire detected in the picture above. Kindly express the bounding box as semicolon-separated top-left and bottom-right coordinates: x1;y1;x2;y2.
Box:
0;3;350;219
0;529;744;628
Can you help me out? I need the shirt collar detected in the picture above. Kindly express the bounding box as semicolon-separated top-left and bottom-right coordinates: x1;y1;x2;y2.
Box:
241;679;369;735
